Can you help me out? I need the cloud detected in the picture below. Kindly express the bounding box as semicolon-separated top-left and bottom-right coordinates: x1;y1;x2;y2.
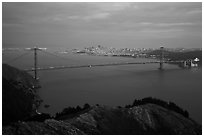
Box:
156;22;197;27
66;3;132;21
83;12;110;20
65;3;132;22
93;3;132;12
139;22;197;27
140;28;184;33
2;2;202;48
68;15;80;20
137;28;185;39
68;12;110;21
186;9;202;14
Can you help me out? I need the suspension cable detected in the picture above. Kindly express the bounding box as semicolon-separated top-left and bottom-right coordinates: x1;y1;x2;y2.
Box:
40;50;78;62
4;51;31;64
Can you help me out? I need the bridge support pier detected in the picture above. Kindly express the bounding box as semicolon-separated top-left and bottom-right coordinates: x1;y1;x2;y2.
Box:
159;46;164;70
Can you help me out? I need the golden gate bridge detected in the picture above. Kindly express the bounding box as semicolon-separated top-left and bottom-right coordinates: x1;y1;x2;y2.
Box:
3;46;185;80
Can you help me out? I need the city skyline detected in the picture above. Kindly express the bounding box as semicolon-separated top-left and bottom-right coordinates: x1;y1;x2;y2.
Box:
2;2;202;49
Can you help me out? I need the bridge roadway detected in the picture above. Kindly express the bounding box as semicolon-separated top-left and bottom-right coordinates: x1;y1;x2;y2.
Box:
25;60;183;72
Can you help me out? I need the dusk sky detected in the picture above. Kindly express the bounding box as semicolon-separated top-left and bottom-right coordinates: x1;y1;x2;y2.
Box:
2;2;202;49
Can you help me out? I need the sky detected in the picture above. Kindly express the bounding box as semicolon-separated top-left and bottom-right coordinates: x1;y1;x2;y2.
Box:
2;2;202;49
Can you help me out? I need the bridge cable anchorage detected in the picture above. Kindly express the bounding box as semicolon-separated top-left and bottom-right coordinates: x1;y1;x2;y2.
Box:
4;51;31;64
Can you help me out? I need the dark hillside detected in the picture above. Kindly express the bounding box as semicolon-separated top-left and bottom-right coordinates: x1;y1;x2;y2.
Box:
2;64;40;125
3;104;201;135
2;64;37;87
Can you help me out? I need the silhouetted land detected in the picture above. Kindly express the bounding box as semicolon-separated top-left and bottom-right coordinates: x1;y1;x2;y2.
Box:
125;97;189;118
2;64;41;125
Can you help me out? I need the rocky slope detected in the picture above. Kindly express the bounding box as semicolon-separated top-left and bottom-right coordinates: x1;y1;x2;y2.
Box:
3;104;201;135
2;64;40;125
2;64;37;87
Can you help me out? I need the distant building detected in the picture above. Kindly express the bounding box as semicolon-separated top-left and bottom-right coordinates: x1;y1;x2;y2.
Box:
183;58;199;68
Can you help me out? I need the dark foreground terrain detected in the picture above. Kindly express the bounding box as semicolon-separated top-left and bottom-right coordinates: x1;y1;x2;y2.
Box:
2;64;202;135
3;104;201;135
2;64;41;125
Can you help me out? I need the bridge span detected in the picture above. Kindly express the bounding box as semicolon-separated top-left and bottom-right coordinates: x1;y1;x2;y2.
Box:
25;60;184;72
3;46;187;80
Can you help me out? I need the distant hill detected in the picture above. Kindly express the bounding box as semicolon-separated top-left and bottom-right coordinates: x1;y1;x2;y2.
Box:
147;50;202;62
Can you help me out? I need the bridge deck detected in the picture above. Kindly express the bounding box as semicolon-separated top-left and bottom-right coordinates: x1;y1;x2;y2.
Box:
25;61;183;71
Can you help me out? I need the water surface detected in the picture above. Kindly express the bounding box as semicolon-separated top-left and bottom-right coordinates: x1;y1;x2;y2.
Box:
3;51;202;123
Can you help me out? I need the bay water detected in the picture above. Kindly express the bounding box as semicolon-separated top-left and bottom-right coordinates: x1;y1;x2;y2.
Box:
3;50;202;123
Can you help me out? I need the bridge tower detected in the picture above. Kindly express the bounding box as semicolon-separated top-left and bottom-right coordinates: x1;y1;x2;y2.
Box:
159;46;164;70
34;47;38;80
26;46;46;80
